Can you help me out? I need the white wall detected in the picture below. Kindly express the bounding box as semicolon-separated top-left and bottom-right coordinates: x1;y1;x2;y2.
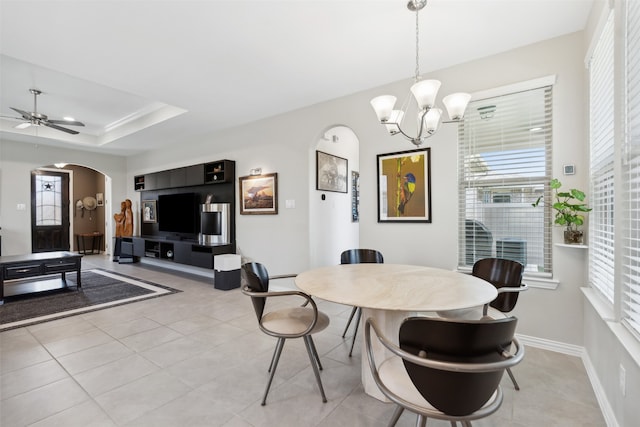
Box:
124;31;589;345
0;139;127;256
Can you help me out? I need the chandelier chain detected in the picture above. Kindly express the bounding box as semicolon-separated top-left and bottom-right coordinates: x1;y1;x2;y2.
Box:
415;9;420;82
369;0;471;147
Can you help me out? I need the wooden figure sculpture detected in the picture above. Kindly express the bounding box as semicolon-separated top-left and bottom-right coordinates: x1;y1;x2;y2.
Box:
114;201;126;237
123;199;133;236
114;199;134;237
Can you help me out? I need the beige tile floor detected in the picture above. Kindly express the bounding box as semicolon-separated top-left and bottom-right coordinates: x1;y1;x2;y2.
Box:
0;255;606;426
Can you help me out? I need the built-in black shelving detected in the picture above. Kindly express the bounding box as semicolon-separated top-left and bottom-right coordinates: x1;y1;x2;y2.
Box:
204;160;234;184
134;160;234;191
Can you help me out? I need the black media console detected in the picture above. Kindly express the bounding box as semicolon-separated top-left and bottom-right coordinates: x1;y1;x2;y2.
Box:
130;237;233;269
131;159;236;271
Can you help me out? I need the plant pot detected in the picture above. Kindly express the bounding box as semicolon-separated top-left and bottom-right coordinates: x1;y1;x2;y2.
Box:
564;230;584;244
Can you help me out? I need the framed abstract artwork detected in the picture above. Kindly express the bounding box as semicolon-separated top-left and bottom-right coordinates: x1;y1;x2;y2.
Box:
377;148;431;223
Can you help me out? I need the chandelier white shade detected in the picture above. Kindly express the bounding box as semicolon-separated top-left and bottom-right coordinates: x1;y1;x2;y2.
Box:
370;0;471;147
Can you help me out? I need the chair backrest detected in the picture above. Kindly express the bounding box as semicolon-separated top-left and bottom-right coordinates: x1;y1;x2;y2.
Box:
472;258;524;312
340;249;384;264
399;316;518;416
241;262;270;320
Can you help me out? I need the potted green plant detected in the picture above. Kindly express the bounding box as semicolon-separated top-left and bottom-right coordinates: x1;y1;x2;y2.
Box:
533;178;592;244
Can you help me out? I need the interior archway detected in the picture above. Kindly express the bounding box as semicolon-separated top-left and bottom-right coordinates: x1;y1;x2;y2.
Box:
309;125;360;268
36;163;112;254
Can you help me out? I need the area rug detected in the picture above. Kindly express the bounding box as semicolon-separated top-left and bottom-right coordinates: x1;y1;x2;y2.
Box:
0;269;181;331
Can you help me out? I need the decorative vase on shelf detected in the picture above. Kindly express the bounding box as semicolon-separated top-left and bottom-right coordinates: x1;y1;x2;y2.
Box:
533;178;591;246
564;230;584;245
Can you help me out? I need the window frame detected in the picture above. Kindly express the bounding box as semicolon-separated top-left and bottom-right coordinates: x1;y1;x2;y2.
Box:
457;76;555;278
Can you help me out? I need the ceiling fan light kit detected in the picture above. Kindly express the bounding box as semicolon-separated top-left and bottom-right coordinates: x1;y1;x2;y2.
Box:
370;0;471;147
2;88;85;135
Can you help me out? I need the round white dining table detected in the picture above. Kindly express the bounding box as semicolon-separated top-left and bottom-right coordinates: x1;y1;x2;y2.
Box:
295;263;498;401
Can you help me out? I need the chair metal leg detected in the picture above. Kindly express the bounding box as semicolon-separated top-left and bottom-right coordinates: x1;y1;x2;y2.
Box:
506;367;520;390
308;335;323;371
303;335;327;403
416;414;427;427
348;308;362;357
262;338;285;405
342;306;359;338
450;422;458;427
388;405;404;427
268;339;283;373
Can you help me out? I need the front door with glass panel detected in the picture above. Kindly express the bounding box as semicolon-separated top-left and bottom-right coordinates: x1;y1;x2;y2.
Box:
31;170;70;252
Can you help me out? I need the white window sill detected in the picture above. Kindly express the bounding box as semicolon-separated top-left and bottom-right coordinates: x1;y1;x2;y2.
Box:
582;287;640;368
581;287;615;320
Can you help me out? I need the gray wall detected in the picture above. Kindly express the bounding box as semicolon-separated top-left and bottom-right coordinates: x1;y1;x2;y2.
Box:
0;141;126;255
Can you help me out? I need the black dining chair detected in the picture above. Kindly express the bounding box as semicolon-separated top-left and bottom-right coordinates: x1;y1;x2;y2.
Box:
340;248;384;357
241;262;329;405
472;257;528;390
365;315;524;427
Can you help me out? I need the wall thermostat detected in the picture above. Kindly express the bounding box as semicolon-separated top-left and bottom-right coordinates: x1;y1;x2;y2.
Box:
563;165;575;175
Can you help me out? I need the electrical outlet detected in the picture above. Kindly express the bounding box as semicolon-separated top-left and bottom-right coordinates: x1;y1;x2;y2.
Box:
619;364;626;397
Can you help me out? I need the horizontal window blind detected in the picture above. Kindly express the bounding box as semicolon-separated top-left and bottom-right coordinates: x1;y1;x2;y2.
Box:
458;86;552;274
589;11;615;303
622;0;640;338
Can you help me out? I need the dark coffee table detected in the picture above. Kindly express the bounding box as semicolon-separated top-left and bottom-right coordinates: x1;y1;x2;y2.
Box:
0;251;82;304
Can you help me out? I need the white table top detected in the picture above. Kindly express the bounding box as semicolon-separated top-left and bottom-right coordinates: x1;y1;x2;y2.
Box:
295;264;497;312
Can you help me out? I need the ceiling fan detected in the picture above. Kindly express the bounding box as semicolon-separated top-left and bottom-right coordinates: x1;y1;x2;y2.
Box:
1;88;85;135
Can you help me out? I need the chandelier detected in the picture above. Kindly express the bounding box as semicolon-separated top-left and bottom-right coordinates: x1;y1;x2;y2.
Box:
370;0;471;147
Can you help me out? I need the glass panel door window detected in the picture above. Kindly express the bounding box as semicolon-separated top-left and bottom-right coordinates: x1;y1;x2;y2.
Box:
35;175;62;226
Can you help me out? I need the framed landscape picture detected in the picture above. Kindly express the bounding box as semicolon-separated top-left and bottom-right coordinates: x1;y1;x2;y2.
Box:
316;150;348;193
377;148;431;223
239;173;278;215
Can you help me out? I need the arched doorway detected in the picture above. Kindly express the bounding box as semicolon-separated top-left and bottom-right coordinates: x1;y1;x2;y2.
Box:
309;125;360;268
31;164;111;254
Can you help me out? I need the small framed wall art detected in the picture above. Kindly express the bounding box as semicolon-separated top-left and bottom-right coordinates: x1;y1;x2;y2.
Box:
142;200;157;223
316;150;348;193
239;173;278;215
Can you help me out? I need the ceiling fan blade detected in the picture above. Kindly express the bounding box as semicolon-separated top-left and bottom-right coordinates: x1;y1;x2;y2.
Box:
15;122;32;130
0;114;25;121
47;119;85;127
44;122;80;135
10;107;32;120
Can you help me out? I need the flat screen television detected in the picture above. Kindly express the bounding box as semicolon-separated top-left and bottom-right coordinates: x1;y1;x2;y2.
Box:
158;192;199;234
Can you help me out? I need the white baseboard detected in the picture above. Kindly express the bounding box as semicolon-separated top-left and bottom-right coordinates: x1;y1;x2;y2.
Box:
581;352;619;427
516;333;617;427
515;333;583;356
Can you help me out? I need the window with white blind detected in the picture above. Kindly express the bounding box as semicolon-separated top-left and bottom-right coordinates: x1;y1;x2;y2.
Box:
622;0;640;338
588;11;615;303
458;86;552;274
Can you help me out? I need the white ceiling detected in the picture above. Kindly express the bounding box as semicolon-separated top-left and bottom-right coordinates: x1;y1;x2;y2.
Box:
0;0;595;156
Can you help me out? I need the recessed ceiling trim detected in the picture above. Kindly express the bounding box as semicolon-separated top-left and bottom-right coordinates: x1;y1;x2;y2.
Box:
102;102;172;133
97;104;188;146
